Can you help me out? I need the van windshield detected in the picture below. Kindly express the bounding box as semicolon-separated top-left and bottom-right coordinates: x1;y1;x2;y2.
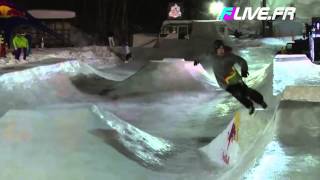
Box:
160;23;191;40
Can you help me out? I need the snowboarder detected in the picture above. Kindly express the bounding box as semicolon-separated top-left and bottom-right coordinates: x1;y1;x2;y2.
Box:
194;40;267;115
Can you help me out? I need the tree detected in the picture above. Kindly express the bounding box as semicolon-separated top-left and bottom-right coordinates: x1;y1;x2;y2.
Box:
108;0;128;45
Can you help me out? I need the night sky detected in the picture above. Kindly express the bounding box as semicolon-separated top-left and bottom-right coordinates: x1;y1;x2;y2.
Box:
12;0;212;35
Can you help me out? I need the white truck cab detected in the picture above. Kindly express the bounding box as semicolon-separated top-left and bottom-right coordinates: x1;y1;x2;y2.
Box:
131;20;230;61
133;20;228;47
159;20;227;40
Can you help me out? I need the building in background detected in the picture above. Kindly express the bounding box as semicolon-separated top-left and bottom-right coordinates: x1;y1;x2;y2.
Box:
28;9;76;47
0;0;60;48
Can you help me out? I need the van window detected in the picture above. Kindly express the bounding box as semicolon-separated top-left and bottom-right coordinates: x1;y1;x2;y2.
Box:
160;24;191;40
178;26;188;39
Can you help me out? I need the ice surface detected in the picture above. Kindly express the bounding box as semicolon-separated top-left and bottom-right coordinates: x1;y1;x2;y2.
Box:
0;39;319;179
273;54;320;95
243;100;320;180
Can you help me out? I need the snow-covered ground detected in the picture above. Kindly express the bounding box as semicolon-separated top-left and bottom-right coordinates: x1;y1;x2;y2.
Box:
0;37;319;180
0;46;121;69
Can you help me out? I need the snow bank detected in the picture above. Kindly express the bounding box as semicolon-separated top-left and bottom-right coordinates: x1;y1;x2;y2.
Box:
0;46;121;69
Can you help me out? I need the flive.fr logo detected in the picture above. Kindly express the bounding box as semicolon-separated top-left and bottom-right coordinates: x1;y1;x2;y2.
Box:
217;7;296;21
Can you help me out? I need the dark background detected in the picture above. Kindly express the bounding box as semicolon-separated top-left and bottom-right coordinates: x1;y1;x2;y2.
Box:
12;0;214;37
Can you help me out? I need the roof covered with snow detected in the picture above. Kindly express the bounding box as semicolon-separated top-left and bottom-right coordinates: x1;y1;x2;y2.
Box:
28;10;76;19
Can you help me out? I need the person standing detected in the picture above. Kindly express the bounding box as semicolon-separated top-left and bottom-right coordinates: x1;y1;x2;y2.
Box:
12;32;29;61
194;40;267;115
108;31;115;47
0;30;7;58
123;42;132;63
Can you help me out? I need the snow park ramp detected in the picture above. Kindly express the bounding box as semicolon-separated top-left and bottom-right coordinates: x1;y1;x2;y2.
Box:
0;105;181;180
199;85;320;179
95;88;320;179
129;39;213;64
273;54;320;95
242;99;320;180
1;91;316;180
0;60;116;116
200;109;275;179
105;60;219;97
281;86;320;102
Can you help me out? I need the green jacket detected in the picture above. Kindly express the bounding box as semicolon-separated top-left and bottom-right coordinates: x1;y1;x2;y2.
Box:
13;35;29;49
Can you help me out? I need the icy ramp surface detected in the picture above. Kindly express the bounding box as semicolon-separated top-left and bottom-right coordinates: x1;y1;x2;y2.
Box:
273;54;320;95
243;100;320;180
281;86;320;102
201;85;320;179
107;60;219;96
0;106;180;180
202;99;320;180
200;109;275;179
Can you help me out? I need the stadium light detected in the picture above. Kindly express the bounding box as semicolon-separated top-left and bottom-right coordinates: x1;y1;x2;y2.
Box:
209;1;225;16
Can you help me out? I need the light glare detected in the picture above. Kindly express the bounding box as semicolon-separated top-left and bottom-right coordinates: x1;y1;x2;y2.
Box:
209;1;225;16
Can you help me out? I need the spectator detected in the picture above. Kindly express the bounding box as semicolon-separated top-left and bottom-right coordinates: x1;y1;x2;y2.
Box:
12;32;29;61
123;42;131;63
0;30;7;58
108;31;115;47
